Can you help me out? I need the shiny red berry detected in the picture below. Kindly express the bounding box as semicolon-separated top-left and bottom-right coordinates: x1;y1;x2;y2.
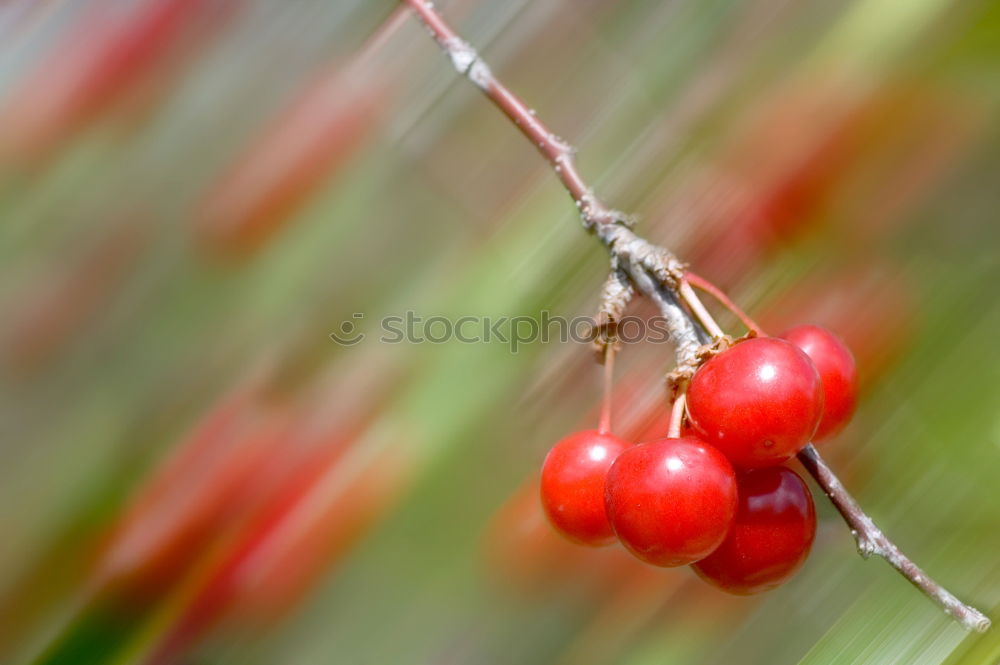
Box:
692;466;816;594
540;430;630;546
780;324;858;440
604;437;737;567
686;337;824;468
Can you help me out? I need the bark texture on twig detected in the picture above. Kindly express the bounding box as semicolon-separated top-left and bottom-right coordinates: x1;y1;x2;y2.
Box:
402;0;990;632
592;261;634;359
798;444;990;631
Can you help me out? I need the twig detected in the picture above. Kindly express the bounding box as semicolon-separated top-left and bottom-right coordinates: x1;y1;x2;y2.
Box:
403;0;990;632
404;0;619;231
798;444;990;631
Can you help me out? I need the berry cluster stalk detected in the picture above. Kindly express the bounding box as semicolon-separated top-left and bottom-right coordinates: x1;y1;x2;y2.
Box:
402;0;990;632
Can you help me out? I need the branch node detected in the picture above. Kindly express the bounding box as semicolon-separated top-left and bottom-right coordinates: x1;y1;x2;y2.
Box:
665;367;693;399
592;264;635;360
640;249;686;288
854;534;877;559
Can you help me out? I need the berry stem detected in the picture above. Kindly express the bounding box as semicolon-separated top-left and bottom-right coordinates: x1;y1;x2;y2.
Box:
667;393;686;439
403;0;990;632
678;279;726;340
684;271;765;335
598;343;615;434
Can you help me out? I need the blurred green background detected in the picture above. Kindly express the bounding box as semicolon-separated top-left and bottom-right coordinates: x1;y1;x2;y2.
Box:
1;0;999;663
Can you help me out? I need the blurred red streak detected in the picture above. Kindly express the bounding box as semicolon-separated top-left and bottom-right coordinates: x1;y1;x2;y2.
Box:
485;480;693;665
483;478;652;599
196;63;386;256
97;358;397;590
85;357;406;659
841;93;984;242
482;478;603;595
553;564;687;665
143;442;413;665
0;0;232;164
4;220;149;373
97;386;293;593
0;377;275;659
197;68;384;255
1;334;405;658
756;259;917;391
681;95;868;283
679;83;977;286
195;6;414;256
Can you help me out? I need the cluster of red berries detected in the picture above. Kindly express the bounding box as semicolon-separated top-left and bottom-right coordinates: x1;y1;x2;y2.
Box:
540;325;857;594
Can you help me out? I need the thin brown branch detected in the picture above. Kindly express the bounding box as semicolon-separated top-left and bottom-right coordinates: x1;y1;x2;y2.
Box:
403;0;990;632
404;0;619;230
798;444;990;631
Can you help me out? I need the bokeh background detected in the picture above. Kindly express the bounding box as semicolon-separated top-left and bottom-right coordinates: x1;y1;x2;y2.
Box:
2;0;999;663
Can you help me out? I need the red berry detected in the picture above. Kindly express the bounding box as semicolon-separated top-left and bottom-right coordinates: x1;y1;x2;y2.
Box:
604;437;737;567
692;466;816;594
540;430;630;546
686;337;823;468
780;324;857;440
